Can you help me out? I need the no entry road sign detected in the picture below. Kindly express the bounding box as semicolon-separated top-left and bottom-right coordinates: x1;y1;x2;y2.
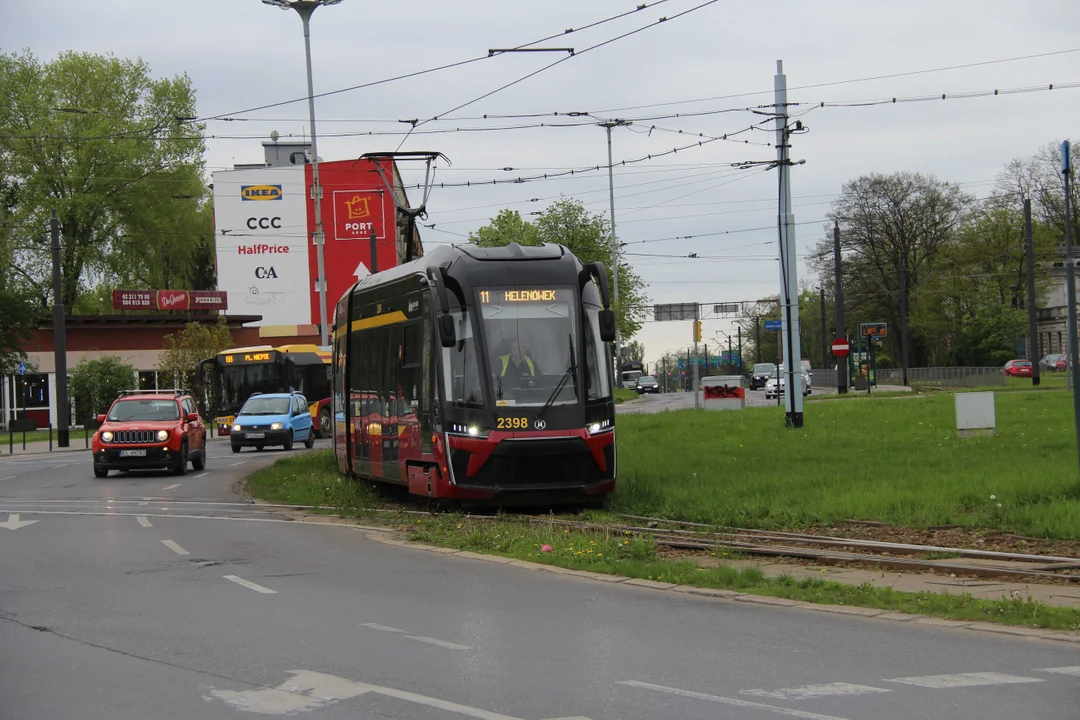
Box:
831;338;851;357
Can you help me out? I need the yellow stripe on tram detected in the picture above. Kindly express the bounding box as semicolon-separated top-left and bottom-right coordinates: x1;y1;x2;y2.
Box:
350;311;409;332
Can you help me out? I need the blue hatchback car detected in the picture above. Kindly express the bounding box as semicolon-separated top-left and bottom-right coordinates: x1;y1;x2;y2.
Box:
230;392;316;453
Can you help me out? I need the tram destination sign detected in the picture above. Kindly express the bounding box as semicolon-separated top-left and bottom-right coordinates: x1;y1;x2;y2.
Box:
478;288;569;304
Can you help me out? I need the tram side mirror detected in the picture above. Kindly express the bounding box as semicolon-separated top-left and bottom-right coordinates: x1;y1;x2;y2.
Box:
599;309;616;343
437;314;457;348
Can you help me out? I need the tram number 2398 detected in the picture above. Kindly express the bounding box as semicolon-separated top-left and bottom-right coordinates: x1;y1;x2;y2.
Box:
496;416;529;430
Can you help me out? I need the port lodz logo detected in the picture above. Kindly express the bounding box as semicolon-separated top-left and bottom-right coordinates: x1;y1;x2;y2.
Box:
241;185;282;201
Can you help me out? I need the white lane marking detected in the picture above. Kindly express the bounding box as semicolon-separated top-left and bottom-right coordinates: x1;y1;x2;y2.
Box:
208;669;552;719
224;575;277;594
162;483;181;490
137;496;152;506
229;461;247;467
360;623;404;633
743;683;891;701
0;476;15;482
617;681;851;720
1037;666;1080;676
52;464;70;469
886;672;1043;689
406;635;471;651
0;513;39;530
195;472;209;478
161;540;190;556
136;515;152;528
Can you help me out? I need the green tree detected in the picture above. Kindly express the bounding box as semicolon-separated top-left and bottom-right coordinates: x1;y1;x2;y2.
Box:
623;340;645;363
0;49;207;310
467;209;539;247
157;319;233;412
470;199;649;339
69;356;137;424
0;288;39;375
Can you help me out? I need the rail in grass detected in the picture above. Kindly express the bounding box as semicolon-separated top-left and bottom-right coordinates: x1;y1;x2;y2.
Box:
331;242;618;504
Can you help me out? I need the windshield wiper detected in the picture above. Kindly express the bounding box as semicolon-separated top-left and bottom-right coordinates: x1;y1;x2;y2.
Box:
535;333;576;425
496;374;503;401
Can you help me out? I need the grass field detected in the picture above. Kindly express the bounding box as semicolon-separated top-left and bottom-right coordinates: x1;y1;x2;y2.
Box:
612;390;1080;539
3;426;95;446
614;388;639;404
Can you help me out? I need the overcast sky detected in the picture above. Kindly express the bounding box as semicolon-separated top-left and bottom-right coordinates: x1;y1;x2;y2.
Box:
5;0;1079;367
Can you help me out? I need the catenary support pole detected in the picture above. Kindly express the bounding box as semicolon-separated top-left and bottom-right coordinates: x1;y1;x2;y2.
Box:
51;210;69;447
1024;198;1040;386
899;264;910;387
693;304;700;409
600;119;631;380
1061;141;1080;479
300;6;329;346
833;220;847;393
819;286;827;370
774;60;804;427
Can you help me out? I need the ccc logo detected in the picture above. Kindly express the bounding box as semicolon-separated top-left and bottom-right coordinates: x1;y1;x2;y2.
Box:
246;217;282;229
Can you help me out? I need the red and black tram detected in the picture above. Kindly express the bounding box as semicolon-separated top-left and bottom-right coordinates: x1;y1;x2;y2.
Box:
331;242;618;504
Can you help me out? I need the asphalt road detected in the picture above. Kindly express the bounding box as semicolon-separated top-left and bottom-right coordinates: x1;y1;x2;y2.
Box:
618;385;830;414
1;438;1077;719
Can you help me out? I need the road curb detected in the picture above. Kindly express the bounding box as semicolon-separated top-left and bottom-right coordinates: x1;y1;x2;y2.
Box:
363;531;1080;646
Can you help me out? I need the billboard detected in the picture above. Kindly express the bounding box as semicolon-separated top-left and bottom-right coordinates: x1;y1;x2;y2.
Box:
212;166;311;325
309;159;399;326
112;290;227;311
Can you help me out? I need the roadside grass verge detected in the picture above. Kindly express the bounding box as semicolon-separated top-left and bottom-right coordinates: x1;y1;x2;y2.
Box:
409;515;1080;632
3;427;96;446
612;390;1080;539
245;450;381;516
243;453;1080;630
614;388;638;404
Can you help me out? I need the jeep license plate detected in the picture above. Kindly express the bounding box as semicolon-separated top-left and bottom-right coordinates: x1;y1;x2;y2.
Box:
246;432;265;439
119;449;146;457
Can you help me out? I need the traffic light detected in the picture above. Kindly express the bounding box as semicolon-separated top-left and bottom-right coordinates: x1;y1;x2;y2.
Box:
692;320;702;343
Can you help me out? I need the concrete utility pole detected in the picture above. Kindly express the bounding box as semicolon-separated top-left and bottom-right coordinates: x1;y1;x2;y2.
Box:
1024;198;1040;386
774;60;804;428
833;220;847;393
819;286;827;370
1061;141;1080;477
51;210;69;447
600;119;632;380
692;304;700;409
263;0;343;347
898;264;910;387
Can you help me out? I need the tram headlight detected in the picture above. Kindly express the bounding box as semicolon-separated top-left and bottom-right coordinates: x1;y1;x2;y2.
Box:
586;419;612;435
587;422;602;434
467;426;480;436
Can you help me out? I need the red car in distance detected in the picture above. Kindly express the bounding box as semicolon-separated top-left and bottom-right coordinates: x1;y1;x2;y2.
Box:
1004;359;1033;377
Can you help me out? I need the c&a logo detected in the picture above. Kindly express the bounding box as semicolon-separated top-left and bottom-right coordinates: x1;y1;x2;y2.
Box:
255;266;279;279
241;185;282;201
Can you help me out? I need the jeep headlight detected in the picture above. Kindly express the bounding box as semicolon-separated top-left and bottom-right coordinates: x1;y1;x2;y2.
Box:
232;424;241;433
270;422;283;430
156;430;169;442
101;431;113;442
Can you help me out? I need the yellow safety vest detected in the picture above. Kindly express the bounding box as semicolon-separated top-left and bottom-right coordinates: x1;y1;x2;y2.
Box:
500;354;536;377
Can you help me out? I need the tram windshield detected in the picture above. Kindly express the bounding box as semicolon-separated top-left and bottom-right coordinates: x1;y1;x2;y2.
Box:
476;287;580;407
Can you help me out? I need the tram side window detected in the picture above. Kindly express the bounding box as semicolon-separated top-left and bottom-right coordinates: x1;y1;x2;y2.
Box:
402;322;421;414
441;308;483;406
584;305;612;400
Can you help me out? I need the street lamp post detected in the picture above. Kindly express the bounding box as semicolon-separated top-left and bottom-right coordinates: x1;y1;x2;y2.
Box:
263;0;343;347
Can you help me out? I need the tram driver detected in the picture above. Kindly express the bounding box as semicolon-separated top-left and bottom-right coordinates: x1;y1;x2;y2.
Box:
496;338;542;392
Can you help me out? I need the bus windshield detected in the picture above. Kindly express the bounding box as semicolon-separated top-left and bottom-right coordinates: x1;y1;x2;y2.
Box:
220;363;286;415
476;287;580;407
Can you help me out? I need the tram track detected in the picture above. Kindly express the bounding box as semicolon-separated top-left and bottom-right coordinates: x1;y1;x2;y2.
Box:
9;494;1077;583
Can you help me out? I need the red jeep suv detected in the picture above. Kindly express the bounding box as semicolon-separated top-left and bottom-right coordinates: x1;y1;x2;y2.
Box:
92;390;207;477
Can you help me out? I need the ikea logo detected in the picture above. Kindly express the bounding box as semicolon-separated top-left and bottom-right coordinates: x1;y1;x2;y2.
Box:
241;185;282;201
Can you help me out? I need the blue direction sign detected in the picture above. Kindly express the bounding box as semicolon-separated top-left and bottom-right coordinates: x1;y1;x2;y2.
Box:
764;319;782;331
17;362;27;375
